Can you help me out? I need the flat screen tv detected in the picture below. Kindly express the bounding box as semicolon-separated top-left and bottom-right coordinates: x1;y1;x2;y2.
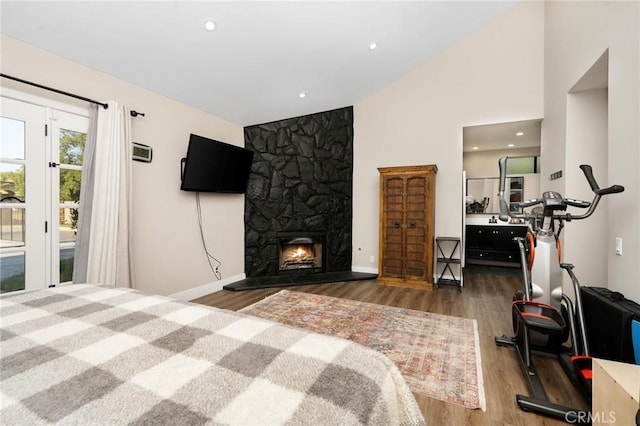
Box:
180;134;254;193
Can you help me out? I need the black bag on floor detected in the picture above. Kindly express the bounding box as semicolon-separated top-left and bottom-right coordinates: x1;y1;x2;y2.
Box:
580;286;640;363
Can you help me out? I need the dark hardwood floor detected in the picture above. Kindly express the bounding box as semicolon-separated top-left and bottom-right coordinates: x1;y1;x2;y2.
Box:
192;269;589;425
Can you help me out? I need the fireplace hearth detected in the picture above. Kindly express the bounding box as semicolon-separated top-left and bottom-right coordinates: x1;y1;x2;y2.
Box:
222;270;378;291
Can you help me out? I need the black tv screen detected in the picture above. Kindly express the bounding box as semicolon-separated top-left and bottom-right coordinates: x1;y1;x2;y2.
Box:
180;134;254;193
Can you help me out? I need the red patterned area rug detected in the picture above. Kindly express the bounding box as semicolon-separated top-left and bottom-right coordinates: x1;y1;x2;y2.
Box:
240;289;486;411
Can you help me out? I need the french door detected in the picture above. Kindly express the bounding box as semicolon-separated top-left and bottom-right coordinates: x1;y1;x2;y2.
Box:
0;93;89;293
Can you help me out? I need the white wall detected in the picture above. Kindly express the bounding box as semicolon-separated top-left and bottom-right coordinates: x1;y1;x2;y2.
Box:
352;2;544;270
544;1;640;302
1;35;246;297
565;89;608;286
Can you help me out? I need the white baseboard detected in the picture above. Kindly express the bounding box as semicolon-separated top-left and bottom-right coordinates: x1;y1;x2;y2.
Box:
352;266;378;274
170;273;246;302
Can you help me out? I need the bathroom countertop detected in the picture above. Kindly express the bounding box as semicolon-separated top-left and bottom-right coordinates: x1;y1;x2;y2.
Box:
465;215;528;226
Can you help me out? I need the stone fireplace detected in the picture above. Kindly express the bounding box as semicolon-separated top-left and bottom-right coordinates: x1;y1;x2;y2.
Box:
277;232;326;274
243;107;353;279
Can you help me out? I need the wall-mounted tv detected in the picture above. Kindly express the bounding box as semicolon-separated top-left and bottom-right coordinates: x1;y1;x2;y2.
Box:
180;134;254;193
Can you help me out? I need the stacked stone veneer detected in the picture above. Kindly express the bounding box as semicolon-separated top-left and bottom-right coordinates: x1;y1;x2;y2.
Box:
244;106;353;277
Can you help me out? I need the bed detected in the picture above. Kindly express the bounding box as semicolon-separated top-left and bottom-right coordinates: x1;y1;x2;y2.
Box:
0;284;424;425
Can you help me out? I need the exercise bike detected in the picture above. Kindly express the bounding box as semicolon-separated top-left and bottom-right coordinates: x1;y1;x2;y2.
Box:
494;156;624;423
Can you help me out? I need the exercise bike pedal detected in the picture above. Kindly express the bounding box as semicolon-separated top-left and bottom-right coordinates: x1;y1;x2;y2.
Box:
513;300;566;335
570;355;593;394
570;355;592;379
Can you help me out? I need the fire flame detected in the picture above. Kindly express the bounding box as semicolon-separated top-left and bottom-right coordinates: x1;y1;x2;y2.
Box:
292;247;307;258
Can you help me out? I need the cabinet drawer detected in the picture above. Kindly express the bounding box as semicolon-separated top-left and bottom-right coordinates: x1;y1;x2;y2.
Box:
466;249;521;265
492;251;520;263
466;249;493;260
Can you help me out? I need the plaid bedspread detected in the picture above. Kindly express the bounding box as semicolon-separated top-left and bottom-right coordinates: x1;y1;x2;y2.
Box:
0;285;424;425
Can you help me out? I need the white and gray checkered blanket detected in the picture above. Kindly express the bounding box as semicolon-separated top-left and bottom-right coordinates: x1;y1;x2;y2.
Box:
1;284;424;425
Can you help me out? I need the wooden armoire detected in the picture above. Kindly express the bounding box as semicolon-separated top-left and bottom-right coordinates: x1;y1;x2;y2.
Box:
377;165;437;290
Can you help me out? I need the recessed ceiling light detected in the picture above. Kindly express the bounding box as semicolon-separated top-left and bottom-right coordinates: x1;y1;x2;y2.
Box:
369;42;378;50
472;146;479;150
516;132;524;136
204;20;216;31
298;92;306;99
508;143;515;147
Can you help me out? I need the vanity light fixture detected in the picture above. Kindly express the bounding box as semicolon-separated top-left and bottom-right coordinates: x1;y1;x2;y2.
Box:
508;144;515;147
516;132;524;136
472;146;479;150
204;20;216;31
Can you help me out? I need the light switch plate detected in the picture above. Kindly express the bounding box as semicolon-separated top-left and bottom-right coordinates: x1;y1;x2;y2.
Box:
615;237;622;255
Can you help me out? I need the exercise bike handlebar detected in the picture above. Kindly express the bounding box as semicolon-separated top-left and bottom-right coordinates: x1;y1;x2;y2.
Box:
579;164;625;196
497;156;512;222
497;156;625;224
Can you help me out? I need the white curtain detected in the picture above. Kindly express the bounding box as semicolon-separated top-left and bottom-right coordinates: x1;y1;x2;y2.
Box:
73;100;133;287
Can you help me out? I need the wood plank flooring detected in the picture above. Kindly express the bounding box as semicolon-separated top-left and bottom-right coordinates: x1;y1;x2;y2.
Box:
192;269;589;425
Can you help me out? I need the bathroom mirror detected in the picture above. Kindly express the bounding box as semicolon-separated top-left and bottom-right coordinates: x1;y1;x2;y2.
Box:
466;175;528;215
466;177;499;214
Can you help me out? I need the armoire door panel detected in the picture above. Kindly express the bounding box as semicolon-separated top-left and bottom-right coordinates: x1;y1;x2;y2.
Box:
405;266;426;279
405;225;425;235
406;194;426;201
383;258;403;277
406;251;424;261
386;213;402;223
406;204;425;212
386;196;403;207
385;229;402;240
406;209;425;218
406;176;426;186
385;245;403;255
406;244;425;254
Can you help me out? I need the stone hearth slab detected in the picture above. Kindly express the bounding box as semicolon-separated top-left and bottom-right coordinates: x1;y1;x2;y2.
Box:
223;271;377;291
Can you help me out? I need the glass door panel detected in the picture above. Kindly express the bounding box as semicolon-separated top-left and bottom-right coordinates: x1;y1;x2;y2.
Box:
60;247;75;283
59;207;78;243
0;97;47;292
50;114;87;285
0;250;26;293
1;202;25;246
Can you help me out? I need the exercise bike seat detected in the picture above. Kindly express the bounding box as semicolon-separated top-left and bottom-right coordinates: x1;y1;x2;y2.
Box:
513;300;566;334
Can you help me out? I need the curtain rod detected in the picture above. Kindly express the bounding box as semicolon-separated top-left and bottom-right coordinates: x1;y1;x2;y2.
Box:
1;73;145;117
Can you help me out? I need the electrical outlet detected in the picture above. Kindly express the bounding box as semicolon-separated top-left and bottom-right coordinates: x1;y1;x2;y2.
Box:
214;266;220;275
615;237;622;255
369;255;375;263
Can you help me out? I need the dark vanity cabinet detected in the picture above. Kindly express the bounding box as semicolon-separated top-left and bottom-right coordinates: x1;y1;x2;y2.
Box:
465;225;527;267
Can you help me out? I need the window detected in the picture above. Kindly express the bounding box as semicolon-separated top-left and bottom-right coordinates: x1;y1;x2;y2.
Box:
505;156;540;174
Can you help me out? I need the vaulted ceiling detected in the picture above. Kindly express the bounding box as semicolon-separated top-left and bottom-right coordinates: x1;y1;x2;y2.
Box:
1;1;517;126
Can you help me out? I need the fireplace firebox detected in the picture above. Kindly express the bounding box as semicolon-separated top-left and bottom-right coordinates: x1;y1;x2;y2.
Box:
277;232;326;274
